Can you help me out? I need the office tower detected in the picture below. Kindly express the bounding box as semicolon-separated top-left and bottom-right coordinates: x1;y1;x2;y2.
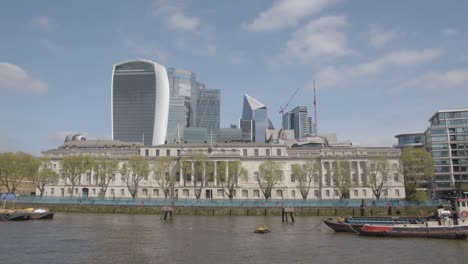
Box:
167;67;196;127
425;109;468;192
194;87;220;137
240;94;269;143
282;106;311;139
166;97;186;143
111;59;169;146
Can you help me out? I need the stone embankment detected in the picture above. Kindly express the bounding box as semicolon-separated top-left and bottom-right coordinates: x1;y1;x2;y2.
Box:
13;203;435;217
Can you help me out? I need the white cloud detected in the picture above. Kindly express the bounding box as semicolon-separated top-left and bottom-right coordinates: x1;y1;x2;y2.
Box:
31;16;57;32
244;0;338;32
400;68;468;89
175;39;216;56
168;11;200;31
369;26;396;48
312;48;445;89
271;15;350;65
123;39;169;61
0;63;47;93
40;39;64;54
441;28;458;36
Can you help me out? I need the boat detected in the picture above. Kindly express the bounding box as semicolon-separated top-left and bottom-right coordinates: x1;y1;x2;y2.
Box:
359;198;468;240
323;216;428;233
22;208;55;220
0;210;30;221
254;226;271;234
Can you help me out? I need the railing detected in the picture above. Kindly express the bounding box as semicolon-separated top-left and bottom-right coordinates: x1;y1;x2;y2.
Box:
14;196;441;208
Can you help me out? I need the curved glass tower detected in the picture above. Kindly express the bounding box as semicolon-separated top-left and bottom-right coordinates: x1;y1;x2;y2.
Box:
111;60;169;146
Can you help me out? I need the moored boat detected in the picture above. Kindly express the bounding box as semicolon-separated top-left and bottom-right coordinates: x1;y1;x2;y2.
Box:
22;208;55;220
323;216;427;233
0;210;30;221
359;198;468;240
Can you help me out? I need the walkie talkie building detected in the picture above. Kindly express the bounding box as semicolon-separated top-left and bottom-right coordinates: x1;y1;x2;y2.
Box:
111;60;169;146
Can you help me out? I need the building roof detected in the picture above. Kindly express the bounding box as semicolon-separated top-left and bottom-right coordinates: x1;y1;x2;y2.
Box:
244;94;266;110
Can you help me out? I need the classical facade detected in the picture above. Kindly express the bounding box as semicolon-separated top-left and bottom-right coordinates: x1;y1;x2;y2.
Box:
40;140;405;200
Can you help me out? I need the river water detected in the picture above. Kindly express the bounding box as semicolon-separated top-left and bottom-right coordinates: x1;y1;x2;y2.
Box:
1;213;467;264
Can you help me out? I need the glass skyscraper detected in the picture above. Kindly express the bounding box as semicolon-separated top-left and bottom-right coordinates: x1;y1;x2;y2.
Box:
282;106;311;139
111;60;169;146
240;94;269;143
166;97;186;143
194;87;220;137
167;67;196;127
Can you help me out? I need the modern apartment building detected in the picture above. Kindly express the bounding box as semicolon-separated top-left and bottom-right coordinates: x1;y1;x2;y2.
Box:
425;109;468;191
111;60;169;145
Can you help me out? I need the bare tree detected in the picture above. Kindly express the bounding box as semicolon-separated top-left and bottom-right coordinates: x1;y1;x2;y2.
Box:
93;157;119;198
367;156;390;200
60;154;94;197
34;158;59;196
120;156;149;199
331;157;352;200
151;157;175;198
0;152;39;193
257;160;283;200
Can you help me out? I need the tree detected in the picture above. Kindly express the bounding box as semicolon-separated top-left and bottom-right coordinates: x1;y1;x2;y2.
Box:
93;157;119;198
0;152;39;193
120;155;150;199
400;148;434;198
181;151;206;199
61;154;94;197
34;158;59;197
292;160;321;199
151;157;175;198
331;157;352;200
367;157;391;200
220;161;247;199
257;160;283;200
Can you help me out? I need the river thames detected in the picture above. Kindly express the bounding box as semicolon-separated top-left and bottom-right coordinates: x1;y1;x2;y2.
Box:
1;213;467;264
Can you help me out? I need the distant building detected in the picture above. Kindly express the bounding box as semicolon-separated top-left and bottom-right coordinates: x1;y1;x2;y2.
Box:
112;60;169;145
193;87;220;136
166;97;186;143
394;133;425;149
240;94;270;143
425;109;468;192
282;106;312;139
167;67;197;127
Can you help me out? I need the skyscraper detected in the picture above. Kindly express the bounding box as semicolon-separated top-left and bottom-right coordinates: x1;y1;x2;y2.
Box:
167;67;196;127
166;97;186;143
194;87;220;137
282;106;311;139
240;94;269;143
111;60;169;146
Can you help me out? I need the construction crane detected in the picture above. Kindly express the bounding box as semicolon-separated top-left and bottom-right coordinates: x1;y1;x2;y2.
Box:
279;87;301;116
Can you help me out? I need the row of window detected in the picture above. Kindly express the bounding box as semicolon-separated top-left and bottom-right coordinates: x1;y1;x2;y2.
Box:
143;148;283;157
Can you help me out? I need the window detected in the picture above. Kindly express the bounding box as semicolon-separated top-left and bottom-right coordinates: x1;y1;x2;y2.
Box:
314;190;319;197
243;149;247;156
253;190;260;198
166;149;170;156
142;189;148;196
120;189;124;196
291;190;296;198
156;150;160;156
153;189;159;197
53;163;57;169
110;189;115;196
363;190;367;196
145;149;149;156
394;173;399;182
217;189;224;197
354;190;358;197
242;190;248;198
395;189;400;197
325;190;330;197
276;190;283;198
254;149;259;156
183;189;189;197
75;188;78;195
277;149;282;156
92;189;96;195
50;188;54;195
266;149;270;157
177;150;181;156
61;188;65;196
112;174;116;182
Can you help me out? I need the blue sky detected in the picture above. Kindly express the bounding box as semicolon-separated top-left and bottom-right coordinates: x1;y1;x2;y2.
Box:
1;0;468;154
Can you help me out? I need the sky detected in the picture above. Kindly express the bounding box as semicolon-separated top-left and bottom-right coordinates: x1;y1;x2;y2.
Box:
1;0;468;155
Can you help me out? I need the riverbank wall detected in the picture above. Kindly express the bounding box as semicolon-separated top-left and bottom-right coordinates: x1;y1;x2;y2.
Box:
12;203;435;217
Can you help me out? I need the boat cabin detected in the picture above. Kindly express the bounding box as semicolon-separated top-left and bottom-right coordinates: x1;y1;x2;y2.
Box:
455;198;468;221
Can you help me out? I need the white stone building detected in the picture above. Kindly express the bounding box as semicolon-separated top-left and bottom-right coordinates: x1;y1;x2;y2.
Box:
41;140;405;200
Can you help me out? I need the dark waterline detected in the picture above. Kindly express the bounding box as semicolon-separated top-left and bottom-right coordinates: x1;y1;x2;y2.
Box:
1;213;467;264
